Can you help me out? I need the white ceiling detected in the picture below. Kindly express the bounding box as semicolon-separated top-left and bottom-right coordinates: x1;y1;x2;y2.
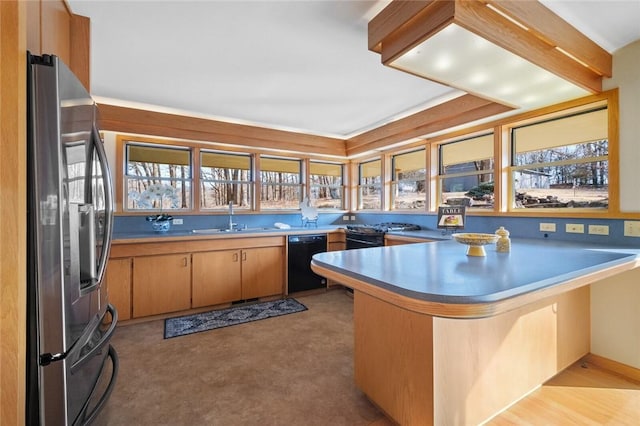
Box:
68;0;640;140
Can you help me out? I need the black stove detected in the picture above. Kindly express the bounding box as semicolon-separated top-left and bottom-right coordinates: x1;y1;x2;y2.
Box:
345;223;420;249
346;222;421;234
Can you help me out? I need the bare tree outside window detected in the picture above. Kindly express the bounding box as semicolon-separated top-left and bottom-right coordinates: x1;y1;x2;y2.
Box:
310;161;344;209
260;157;302;209
358;159;381;210
392;149;426;210
200;151;252;209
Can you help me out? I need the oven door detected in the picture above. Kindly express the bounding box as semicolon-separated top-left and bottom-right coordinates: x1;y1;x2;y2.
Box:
346;233;384;249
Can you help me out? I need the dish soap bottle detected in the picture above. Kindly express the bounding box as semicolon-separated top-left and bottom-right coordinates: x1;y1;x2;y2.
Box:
495;226;511;253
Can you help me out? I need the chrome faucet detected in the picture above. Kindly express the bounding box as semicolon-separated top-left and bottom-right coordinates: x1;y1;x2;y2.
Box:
228;201;235;230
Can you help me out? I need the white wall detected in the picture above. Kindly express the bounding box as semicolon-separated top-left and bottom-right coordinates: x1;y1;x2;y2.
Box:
590;40;640;370
591;267;640;369
603;39;640;213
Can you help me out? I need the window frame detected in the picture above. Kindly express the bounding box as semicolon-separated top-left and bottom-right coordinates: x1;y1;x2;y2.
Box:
505;98;614;215
199;150;253;211
113;89;620;219
437;133;496;211
357;158;383;211
123;142;193;213
391;148;427;211
258;155;303;211
309;160;345;210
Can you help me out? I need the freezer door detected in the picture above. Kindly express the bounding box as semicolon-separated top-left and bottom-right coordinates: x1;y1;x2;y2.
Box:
66;305;118;425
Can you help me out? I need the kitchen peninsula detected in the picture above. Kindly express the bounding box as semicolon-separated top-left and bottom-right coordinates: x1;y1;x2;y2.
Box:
311;239;640;425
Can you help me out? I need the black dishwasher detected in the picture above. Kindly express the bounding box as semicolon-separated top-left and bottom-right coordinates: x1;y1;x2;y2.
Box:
287;234;327;293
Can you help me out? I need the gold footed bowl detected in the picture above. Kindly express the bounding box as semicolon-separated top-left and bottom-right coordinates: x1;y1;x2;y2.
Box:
452;233;499;256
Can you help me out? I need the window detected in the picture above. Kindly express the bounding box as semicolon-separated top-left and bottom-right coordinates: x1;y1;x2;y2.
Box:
439;134;494;209
358;159;382;210
200;151;252;210
125;143;191;211
309;161;344;209
392;149;426;210
260;156;302;209
511;107;608;209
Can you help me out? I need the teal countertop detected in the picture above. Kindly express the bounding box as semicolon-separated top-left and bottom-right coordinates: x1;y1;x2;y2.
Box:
311;238;639;315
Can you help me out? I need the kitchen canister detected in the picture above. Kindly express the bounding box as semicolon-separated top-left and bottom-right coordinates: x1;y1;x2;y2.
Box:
495;226;511;253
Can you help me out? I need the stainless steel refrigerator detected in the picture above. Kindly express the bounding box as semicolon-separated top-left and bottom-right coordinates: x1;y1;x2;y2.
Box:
26;53;118;425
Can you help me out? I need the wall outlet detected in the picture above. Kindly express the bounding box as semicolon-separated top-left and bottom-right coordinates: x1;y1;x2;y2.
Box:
539;223;556;232
343;215;349;221
350;215;356;221
566;223;584;233
624;220;640;237
173;218;183;225
588;225;609;235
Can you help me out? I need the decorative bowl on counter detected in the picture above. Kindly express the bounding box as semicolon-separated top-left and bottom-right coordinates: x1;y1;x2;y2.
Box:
452;233;499;257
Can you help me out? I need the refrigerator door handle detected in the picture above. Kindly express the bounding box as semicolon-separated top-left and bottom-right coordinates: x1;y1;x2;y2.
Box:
70;304;118;374
68;203;81;287
92;125;114;285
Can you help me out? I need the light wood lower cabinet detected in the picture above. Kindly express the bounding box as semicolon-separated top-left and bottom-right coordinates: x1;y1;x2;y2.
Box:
192;250;242;307
104;258;132;321
241;246;284;299
132;253;191;318
192;246;284;307
110;236;286;319
327;231;346;287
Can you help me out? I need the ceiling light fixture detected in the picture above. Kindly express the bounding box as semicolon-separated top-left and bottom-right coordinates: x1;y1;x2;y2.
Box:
369;0;612;110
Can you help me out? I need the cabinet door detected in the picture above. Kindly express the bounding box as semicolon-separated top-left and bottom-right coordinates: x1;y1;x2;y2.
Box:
132;253;191;318
105;258;132;321
241;246;284;299
192;250;242;307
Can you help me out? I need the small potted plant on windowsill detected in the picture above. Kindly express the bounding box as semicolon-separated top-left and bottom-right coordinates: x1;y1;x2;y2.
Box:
130;183;179;233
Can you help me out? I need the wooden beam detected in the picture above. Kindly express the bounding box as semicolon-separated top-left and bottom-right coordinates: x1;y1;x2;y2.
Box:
346;94;513;156
380;1;455;64
455;0;602;93
368;0;434;52
98;104;347;157
487;0;612;77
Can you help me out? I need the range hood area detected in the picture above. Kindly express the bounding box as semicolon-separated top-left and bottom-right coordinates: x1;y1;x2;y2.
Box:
368;0;612;112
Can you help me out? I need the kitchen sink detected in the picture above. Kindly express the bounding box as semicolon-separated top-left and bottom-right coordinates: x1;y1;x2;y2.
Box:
191;228;224;234
191;227;278;234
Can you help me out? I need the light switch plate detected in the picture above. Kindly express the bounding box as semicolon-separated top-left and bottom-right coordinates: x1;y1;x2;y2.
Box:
539;223;556;232
588;225;609;235
624;221;640;237
343;215;349;221
173;218;183;225
566;224;584;233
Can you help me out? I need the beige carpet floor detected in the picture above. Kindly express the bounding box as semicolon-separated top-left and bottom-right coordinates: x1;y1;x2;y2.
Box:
94;289;391;426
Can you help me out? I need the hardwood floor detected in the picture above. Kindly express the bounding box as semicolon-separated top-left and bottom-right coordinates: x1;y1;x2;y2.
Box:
487;360;640;425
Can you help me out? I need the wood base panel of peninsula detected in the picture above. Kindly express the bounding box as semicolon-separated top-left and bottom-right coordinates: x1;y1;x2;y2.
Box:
354;286;590;426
